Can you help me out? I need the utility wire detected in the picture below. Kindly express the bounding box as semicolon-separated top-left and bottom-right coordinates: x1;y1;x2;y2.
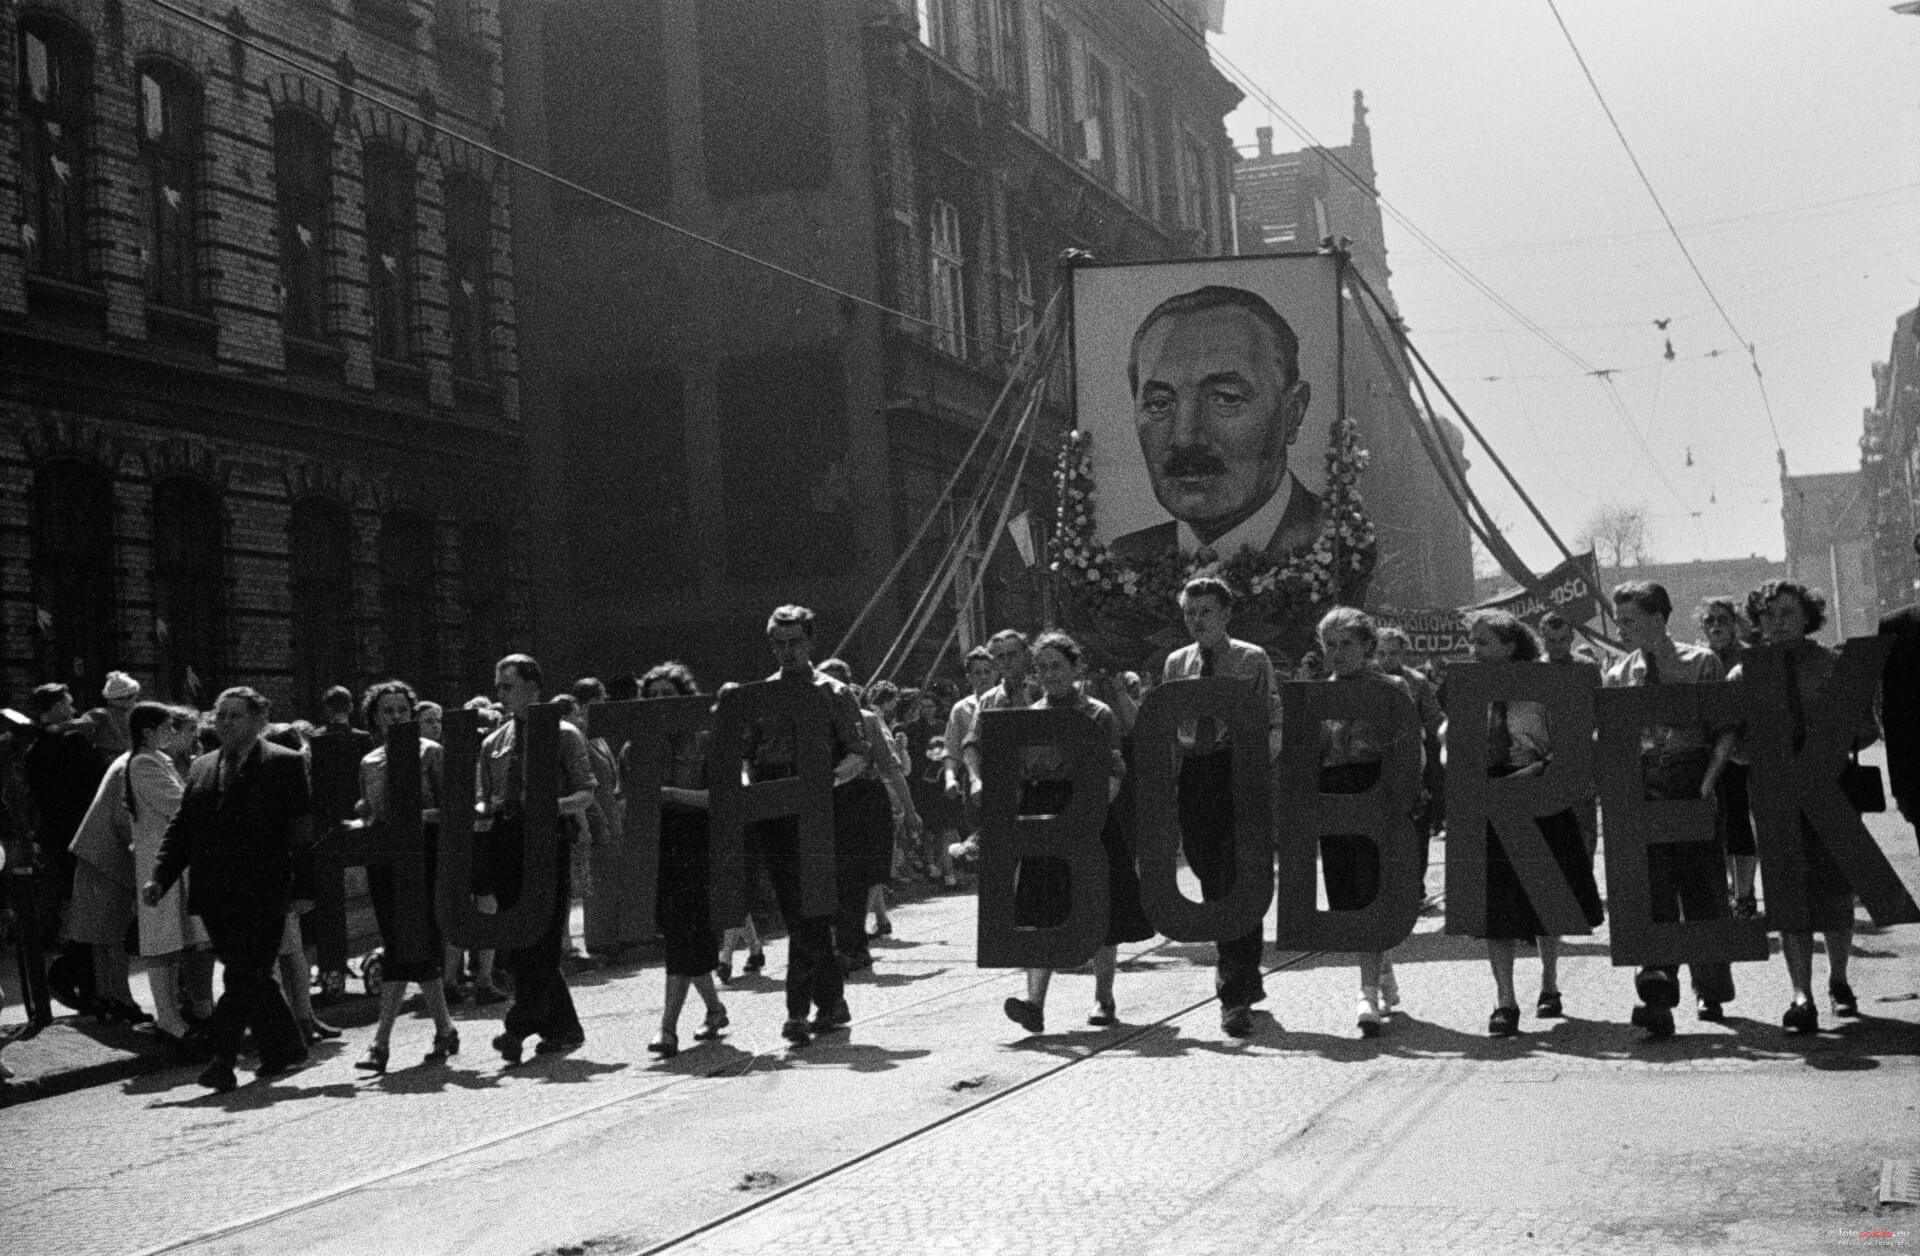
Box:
138;0;991;348
1543;0;1787;456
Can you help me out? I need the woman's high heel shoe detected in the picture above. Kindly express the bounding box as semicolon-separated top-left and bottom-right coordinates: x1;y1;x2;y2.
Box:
425;1029;460;1063
355;1043;390;1074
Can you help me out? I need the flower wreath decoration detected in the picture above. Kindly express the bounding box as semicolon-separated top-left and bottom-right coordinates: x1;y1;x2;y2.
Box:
1049;417;1378;637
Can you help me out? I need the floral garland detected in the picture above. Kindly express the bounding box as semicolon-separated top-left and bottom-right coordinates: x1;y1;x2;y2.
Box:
1049;419;1377;641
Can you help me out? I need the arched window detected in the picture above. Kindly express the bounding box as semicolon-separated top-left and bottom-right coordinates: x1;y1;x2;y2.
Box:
380;511;437;691
18;18;92;283
30;462;115;689
289;497;357;715
363;144;418;364
151;479;225;702
443;172;493;380
274;111;333;341
136;62;203;310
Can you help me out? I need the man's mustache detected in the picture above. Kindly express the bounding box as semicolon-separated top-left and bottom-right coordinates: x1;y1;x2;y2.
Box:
1162;448;1227;479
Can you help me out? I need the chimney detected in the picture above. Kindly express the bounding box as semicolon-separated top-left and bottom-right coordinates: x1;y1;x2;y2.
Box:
1256;126;1273;158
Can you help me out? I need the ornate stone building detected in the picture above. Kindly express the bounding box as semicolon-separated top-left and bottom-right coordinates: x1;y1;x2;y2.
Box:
0;0;529;714
502;0;1241;682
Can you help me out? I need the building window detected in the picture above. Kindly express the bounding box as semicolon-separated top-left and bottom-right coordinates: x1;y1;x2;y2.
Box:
990;0;1026;104
459;520;506;694
379;512;437;690
929;198;968;358
1124;89;1154;211
1042;21;1072;151
1084;57;1114;181
1179;133;1213;247
1012;251;1037;353
716;348;851;579
444;173;493;381
289;498;357;717
18;19;91;284
273;111;332;341
699;0;830;200
151;479;224;703
30;462;115;690
916;0;956;56
137;63;202;311
363;144;417;364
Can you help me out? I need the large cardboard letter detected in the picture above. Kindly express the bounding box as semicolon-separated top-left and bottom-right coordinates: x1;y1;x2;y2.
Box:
327;722;429;964
437;705;560;952
1131;680;1273;943
1743;638;1919;930
588;696;715;944
976;706;1110;969
707;680;838;927
1443;662;1600;937
1594;683;1768;967
1273;680;1422;950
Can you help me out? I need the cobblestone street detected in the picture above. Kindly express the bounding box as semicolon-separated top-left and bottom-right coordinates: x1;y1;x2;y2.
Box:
5;784;1918;1256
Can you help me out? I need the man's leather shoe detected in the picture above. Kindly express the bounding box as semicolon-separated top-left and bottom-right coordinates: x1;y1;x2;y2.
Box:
1630;1003;1675;1040
534;1034;584;1055
197;1060;238;1092
492;1031;525;1065
1696;999;1726;1023
300;1017;343;1043
1003;997;1043;1034
1633;969;1680;1010
781;1018;812;1046
1221;1004;1253;1037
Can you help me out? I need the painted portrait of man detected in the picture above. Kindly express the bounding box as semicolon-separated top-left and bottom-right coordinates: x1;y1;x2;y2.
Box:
1109;285;1319;563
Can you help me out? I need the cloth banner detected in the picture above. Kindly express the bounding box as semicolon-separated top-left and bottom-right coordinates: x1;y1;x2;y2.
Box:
1375;551;1602;657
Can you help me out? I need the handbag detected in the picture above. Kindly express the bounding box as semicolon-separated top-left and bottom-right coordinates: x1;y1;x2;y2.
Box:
1840;752;1886;813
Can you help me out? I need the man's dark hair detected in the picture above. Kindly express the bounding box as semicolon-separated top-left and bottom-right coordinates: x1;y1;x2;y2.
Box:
987;628;1028;651
27;683;71;717
1128;284;1302;395
321;685;355;716
964;645;993;666
606;674;642;701
767;604;816;638
216;686;271;716
1610;580;1672;621
1180;575;1236;611
570;677;607;705
1752;579;1828;634
496;653;543;691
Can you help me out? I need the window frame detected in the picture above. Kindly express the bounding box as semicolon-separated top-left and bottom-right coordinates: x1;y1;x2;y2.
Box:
928;197;969;359
362;142;419;365
136;60;203;311
1084;55;1115;182
18;18;93;284
30;460;115;691
1042;21;1073;152
443;171;494;381
150;478;226;702
273;110;334;342
288;497;358;715
1123;87;1155;212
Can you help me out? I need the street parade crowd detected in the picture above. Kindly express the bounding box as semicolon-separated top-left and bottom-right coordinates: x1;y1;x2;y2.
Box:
0;564;1916;1095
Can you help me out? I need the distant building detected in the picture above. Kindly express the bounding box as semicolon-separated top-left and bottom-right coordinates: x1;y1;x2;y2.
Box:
1862;306;1919;616
1232;94;1473;607
0;0;530;712
1601;555;1787;636
502;0;1242;681
1781;459;1877;644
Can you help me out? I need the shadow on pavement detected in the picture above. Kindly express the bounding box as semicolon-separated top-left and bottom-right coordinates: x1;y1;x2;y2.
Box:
755;1042;933;1074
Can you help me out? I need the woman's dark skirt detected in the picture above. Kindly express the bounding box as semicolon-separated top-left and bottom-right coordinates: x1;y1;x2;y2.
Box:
367;823;446;983
835;777;896;891
1012;779;1153;947
1318;760;1386;911
659;803;719;977
1716;761;1756;858
1479;803;1605;941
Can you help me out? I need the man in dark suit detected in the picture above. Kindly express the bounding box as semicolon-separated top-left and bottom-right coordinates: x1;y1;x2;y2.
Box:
144;686;313;1092
1110;285;1323;564
1881;531;1920;853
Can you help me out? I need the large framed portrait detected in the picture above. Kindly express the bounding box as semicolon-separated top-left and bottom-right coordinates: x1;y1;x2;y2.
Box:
1070;252;1343;563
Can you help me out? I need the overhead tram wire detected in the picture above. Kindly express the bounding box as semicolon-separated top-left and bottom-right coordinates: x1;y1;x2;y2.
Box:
1543;0;1788;457
137;0;997;348
1134;0;1708;525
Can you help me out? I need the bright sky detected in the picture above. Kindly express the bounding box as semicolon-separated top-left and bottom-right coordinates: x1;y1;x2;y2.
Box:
1212;0;1920;570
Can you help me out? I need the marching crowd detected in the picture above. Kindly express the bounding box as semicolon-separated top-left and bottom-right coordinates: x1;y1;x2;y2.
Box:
0;563;1915;1094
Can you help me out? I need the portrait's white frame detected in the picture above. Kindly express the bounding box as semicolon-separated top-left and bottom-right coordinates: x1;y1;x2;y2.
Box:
1069;253;1342;547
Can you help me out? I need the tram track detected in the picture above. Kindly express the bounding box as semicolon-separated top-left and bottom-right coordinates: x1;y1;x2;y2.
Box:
126;891;1444;1256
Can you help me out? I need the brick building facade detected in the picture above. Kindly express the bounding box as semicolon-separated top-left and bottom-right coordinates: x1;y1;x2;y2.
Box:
1;0;530;716
1863;307;1919;618
503;0;1241;683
